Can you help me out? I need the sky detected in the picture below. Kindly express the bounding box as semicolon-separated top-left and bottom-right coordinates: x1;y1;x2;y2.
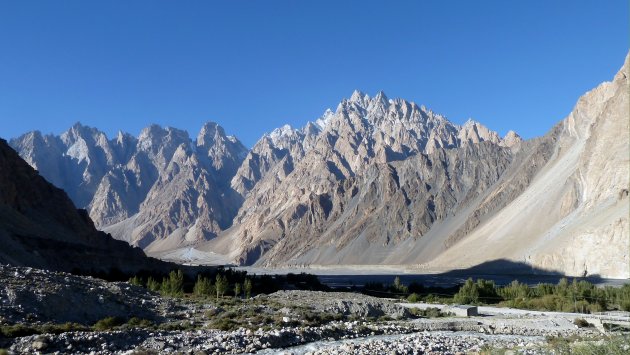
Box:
0;1;627;147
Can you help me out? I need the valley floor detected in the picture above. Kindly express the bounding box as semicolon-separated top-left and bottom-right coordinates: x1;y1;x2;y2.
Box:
0;265;628;354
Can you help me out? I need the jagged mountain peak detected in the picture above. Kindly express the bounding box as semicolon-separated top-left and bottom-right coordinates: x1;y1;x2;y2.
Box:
372;90;389;104
313;109;334;130
61;122;106;140
349;89;369;103
197;121;230;146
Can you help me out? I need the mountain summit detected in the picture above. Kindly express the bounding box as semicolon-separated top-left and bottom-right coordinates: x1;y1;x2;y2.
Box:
9;54;629;278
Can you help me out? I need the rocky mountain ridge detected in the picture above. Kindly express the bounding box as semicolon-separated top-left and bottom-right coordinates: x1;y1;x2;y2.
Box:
0;137;169;274
8;54;629;278
10;122;248;251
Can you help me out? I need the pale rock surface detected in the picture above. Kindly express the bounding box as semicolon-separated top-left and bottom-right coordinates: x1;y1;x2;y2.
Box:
8;54;628;278
10;121;248;252
425;54;630;278
203;90;515;267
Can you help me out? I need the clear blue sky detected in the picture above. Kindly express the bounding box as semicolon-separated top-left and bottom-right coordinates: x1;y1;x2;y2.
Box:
0;1;627;147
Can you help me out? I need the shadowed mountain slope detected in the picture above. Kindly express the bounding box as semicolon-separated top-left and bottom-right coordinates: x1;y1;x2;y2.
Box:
0;138;169;274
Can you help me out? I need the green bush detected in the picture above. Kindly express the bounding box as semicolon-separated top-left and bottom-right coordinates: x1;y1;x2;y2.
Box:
573;318;590;328
93;316;125;331
454;278;479;304
147;277;160;292
0;324;37;338
407;293;421;303
408;307;447;318
128;275;143;287
126;317;154;329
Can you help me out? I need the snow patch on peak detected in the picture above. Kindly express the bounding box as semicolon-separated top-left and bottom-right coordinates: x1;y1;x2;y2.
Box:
314;109;334;130
463;118;480;127
270;124;294;137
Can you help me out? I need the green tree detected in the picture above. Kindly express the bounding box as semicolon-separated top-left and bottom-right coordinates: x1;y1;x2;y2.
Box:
215;274;228;299
454;278;479;304
193;275;213;298
244;278;253;298
234;283;242;298
390;276;408;294
161;270;184;297
147;277;160;292
128;275;143;287
394;276;402;290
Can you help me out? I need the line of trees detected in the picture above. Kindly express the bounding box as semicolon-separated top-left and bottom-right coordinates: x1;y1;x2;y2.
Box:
452;277;630;313
129;271;254;299
362;276;630;314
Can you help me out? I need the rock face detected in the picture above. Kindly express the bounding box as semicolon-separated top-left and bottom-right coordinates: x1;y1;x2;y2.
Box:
8;54;629;278
0;138;166;274
202;55;629;278
10;122;248;252
202;91;522;266
425;53;630;278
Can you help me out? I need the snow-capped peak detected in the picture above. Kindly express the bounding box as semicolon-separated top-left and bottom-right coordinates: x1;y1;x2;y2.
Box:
314;109;334;130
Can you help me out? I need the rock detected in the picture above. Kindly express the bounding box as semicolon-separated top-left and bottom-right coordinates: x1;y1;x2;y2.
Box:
31;338;48;351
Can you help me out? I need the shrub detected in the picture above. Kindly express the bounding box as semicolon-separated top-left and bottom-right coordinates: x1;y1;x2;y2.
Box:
454;278;479;304
93;317;125;331
0;324;37;338
126;317;154;329
573;318;591;328
128;275;143;287
475;279;500;303
146;277;160;292
498;280;530;301
407;293;421;303
209;318;239;331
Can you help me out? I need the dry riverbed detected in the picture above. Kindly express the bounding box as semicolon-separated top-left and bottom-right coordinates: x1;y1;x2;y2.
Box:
0;265;624;354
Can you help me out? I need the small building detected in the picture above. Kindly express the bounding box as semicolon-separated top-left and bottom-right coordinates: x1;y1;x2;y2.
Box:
447;305;478;317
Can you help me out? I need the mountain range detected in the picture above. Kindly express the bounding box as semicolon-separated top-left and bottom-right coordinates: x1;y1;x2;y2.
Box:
9;54;629;278
0;137;169;274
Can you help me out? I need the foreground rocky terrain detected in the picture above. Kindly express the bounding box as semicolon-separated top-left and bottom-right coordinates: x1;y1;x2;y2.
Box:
9;53;629;278
2;265;622;354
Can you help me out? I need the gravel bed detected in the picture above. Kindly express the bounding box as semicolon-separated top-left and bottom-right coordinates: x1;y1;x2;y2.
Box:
261;331;546;355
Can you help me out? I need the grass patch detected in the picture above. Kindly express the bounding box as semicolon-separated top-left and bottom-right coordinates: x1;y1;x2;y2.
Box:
544;335;630;355
93;316;125;331
0;322;88;338
0;324;37;338
125;317;154;329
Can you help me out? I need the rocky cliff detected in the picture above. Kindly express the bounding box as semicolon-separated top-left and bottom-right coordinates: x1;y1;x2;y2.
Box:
10;122;248;251
0;138;167;274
